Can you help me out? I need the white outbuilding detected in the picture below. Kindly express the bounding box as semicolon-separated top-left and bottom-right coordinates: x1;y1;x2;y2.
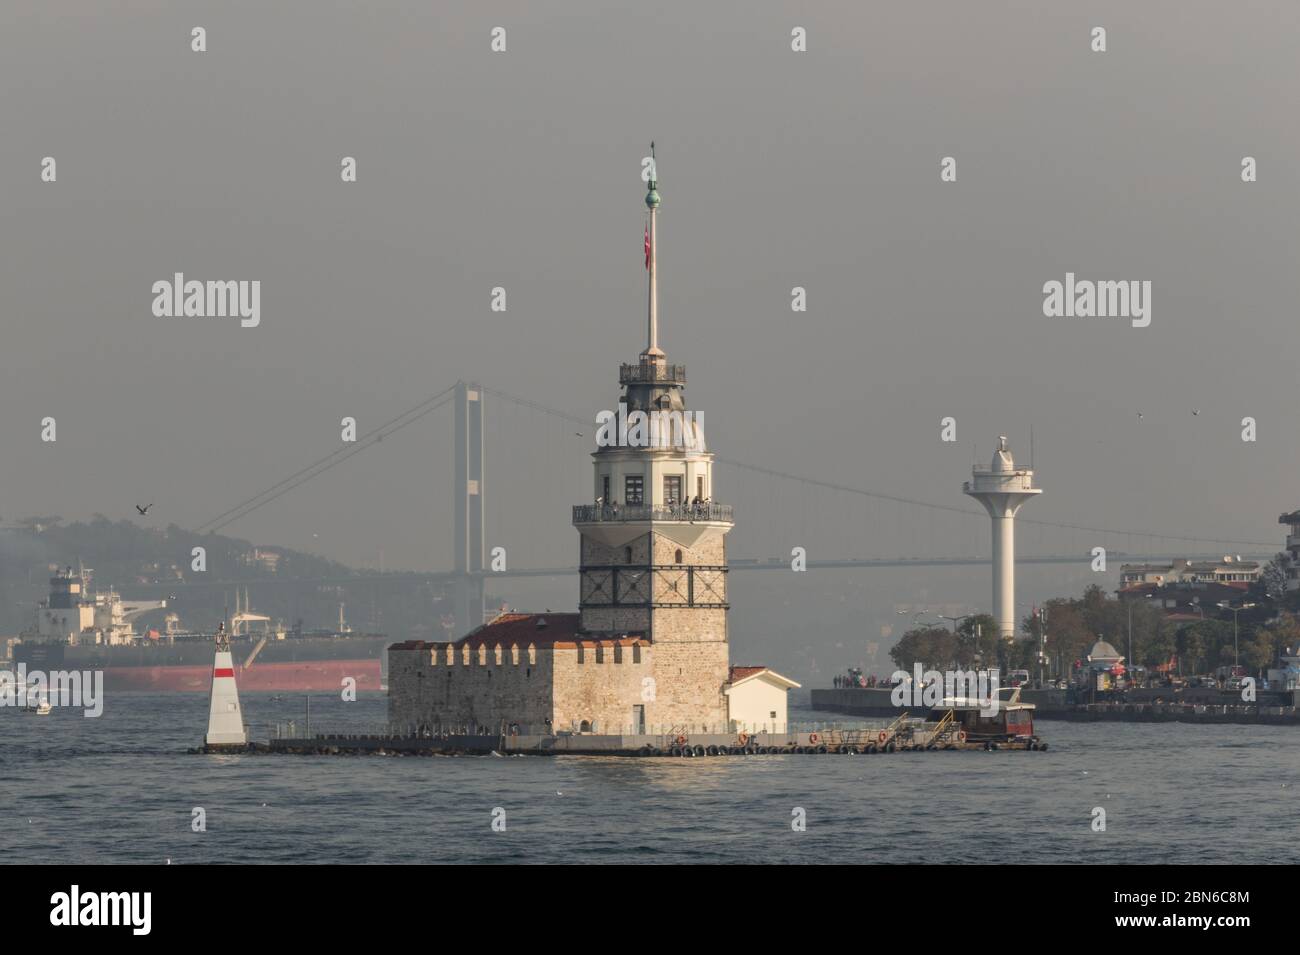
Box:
725;666;801;733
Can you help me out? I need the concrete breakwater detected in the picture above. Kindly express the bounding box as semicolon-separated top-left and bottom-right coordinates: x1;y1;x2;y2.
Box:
809;687;1300;725
196;725;1048;757
1047;702;1299;725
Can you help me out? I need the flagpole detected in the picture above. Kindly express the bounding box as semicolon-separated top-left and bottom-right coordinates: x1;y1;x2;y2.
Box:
643;141;664;360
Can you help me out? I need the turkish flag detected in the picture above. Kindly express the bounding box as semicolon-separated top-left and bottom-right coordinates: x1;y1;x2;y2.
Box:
644;224;650;270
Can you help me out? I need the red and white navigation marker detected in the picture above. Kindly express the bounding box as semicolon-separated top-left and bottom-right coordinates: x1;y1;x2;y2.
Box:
205;621;247;748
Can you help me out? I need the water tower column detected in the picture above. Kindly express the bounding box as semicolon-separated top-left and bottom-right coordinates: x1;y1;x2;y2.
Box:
963;437;1042;639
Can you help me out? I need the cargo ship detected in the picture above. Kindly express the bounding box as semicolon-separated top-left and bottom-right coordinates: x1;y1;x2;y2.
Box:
11;566;387;692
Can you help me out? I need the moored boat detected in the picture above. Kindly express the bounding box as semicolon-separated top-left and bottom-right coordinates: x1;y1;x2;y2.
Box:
927;686;1047;751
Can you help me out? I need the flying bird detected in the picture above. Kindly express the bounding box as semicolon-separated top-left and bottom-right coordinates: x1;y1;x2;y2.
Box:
1192;409;1200;416
135;503;153;516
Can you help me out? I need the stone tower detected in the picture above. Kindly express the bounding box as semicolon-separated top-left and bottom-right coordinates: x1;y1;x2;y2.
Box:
571;146;733;728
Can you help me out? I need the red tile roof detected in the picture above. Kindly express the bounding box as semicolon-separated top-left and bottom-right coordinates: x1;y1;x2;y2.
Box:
463;612;582;647
728;665;768;682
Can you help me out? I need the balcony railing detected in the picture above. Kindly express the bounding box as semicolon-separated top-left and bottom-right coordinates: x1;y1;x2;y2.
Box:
573;503;733;524
963;474;1037;492
619;363;686;385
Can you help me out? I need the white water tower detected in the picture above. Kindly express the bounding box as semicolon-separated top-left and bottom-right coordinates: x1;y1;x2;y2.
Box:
963;437;1042;639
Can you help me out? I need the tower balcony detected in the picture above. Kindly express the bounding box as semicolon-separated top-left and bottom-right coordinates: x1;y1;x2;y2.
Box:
963;472;1039;494
574;502;733;549
573;502;732;525
619;363;686;386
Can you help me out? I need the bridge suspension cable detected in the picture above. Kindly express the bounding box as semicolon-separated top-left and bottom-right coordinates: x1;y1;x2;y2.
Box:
195;379;1278;551
478;385;1276;550
195;384;458;535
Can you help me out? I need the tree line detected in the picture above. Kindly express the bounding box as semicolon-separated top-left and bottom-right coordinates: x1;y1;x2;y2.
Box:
890;565;1300;679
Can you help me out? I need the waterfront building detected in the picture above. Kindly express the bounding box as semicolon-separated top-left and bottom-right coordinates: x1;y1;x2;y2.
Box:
1119;557;1260;590
1278;510;1300;591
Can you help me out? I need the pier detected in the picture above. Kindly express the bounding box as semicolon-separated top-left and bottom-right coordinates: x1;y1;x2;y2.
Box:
198;719;1049;757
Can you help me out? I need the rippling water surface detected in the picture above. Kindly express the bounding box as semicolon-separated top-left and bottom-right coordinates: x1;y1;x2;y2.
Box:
2;693;1295;863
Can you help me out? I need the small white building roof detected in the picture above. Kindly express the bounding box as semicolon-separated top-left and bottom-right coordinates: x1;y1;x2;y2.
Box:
724;666;801;691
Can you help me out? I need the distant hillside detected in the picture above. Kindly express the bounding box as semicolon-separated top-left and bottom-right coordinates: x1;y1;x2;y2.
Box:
0;517;450;641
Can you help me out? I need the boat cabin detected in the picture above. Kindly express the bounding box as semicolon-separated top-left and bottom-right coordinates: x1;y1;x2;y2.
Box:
927;687;1036;742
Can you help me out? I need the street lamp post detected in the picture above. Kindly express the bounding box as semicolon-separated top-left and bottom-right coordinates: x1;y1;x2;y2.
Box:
897;609;938;628
1217;601;1255;669
1125;594;1154;686
936;614;972;633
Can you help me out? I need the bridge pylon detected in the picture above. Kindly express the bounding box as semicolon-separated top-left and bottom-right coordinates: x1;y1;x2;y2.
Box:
452;381;485;636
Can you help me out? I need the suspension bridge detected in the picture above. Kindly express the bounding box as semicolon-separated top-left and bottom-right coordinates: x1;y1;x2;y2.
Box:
187;380;1275;636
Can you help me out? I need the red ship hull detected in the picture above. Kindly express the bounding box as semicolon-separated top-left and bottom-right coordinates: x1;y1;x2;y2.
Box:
103;660;384;692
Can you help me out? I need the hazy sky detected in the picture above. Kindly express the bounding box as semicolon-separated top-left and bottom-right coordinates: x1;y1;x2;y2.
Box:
3;0;1298;590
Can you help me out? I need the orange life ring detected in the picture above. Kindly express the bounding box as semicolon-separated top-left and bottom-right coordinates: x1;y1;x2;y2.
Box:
956;730;967;743
878;730;888;743
675;735;687;747
737;732;750;745
809;733;820;744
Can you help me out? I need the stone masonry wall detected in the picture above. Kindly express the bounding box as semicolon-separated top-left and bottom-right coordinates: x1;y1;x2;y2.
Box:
650;640;729;730
551;643;653;734
387;643;555;732
650;532;725;565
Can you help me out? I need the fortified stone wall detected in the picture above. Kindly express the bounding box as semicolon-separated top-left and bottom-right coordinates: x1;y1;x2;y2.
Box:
551;643;653;733
387;643;555;731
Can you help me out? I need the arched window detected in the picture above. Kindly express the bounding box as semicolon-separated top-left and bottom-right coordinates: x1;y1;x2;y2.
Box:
675;548;683;563
624;546;633;564
579;720;592;733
